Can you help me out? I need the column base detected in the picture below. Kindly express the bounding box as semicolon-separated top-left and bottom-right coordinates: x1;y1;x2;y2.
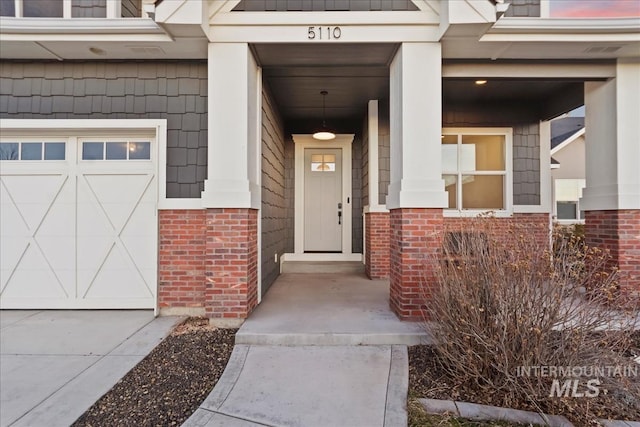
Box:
365;212;390;279
585;210;640;301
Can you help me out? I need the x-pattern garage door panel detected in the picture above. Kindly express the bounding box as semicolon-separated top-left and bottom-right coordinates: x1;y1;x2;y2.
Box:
76;173;155;302
1;173;75;301
0;137;157;309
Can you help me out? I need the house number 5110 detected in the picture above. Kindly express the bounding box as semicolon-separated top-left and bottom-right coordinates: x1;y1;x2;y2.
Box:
307;26;341;40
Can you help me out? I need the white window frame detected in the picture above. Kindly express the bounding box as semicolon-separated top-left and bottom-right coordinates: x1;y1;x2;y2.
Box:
553;178;586;225
442;127;513;218
0;138;68;161
9;0;120;18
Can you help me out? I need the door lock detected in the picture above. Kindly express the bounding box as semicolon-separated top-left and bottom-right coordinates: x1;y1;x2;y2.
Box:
338;202;342;225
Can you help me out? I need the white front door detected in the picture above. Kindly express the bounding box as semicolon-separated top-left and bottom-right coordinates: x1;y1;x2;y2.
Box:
304;148;342;252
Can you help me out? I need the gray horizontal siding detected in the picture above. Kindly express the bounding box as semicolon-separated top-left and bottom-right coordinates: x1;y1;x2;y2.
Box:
0;61;207;198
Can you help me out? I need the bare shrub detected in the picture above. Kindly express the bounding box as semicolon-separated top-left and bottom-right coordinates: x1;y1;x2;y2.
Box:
422;216;640;424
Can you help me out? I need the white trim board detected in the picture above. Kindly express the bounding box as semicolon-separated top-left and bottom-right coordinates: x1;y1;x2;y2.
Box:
292;134;354;256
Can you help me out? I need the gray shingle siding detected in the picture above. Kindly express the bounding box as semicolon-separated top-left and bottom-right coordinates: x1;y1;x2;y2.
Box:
72;0;106;18
121;0;141;17
233;0;418;11
504;0;541;17
284;138;295;253
352;136;363;253
361;113;369;208
261;86;287;294
0;61;207;198
378;101;390;206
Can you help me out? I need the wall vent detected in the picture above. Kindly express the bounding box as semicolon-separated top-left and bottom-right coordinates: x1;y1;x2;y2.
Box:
584;46;621;54
127;46;166;55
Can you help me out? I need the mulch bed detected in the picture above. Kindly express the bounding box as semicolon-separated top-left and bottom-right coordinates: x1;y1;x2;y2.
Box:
73;318;236;427
408;332;640;425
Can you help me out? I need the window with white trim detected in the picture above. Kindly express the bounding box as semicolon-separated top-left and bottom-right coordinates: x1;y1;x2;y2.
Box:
442;128;512;212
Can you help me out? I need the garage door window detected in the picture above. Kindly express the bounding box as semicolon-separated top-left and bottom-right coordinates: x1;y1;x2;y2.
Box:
0;141;66;160
82;141;151;161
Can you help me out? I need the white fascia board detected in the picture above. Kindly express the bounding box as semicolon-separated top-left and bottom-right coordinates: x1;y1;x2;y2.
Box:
209;10;439;25
0;17;173;42
442;63;616;79
154;0;204;25
482;17;640;42
210;24;439;43
445;0;496;25
550;128;585;156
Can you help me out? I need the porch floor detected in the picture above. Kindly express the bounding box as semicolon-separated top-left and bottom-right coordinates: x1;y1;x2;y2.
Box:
235;273;432;345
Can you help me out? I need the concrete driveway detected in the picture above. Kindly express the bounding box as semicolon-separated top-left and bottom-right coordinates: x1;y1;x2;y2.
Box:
0;310;181;427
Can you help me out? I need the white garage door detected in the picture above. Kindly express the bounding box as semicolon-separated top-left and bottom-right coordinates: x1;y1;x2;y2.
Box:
0;136;157;309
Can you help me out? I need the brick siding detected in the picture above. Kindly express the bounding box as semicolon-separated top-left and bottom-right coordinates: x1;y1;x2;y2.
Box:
158;210;207;311
158;208;258;320
365;212;390;279
585;210;640;300
205;209;259;320
389;208;444;321
443;213;550;250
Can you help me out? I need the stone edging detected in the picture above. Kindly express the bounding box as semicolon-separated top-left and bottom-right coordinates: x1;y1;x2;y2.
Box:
416;398;640;427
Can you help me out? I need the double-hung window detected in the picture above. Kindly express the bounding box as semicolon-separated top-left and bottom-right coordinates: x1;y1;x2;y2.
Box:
442;128;512;214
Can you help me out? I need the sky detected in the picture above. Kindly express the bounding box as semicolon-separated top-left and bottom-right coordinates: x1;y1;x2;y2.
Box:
550;0;640;18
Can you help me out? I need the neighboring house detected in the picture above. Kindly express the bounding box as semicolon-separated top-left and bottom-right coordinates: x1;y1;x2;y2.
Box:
550;117;586;223
1;0;639;321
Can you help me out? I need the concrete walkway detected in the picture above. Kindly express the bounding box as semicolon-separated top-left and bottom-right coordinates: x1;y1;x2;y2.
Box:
185;273;422;427
0;310;181;427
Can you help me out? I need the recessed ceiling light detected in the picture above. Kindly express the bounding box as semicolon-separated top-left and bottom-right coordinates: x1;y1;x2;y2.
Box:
475;80;487;85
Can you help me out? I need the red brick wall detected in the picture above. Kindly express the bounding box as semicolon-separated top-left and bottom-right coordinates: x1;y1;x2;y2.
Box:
158;210;207;311
389;208;443;321
158;208;259;320
443;213;550;250
365;212;390;279
205;208;259;319
585;210;640;299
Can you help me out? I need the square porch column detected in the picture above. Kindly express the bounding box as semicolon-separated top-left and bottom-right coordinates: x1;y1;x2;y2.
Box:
201;43;261;325
582;59;640;300
388;43;448;320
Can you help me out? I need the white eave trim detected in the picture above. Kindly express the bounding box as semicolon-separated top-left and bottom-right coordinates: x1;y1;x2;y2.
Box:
0;17;171;40
491;17;640;33
483;17;640;42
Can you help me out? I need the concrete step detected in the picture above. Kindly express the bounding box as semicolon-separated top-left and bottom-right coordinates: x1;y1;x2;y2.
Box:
280;261;365;274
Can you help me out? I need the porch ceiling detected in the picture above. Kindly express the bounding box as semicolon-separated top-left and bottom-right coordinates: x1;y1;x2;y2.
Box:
254;43;585;128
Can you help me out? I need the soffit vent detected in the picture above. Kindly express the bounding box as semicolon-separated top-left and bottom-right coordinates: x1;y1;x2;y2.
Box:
584;46;622;54
127;46;166;55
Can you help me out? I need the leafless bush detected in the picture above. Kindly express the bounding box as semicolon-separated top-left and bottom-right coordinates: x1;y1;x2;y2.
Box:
422;216;640;424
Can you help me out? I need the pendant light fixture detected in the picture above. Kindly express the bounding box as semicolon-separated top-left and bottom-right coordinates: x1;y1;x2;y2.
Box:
312;90;336;140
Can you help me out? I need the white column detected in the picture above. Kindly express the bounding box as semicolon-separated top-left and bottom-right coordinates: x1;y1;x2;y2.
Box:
387;42;448;209
202;42;261;209
365;100;387;213
581;59;640;211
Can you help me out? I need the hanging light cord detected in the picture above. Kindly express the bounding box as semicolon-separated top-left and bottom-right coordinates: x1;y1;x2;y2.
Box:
321;90;328;128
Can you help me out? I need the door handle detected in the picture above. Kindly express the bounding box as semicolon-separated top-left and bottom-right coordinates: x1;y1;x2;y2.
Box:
338;203;342;225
